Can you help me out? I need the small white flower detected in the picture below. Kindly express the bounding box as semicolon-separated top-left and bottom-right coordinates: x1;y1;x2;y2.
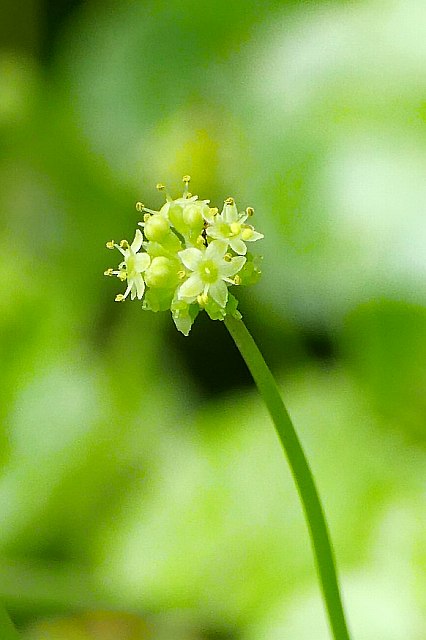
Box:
106;229;150;301
206;198;264;255
178;240;246;308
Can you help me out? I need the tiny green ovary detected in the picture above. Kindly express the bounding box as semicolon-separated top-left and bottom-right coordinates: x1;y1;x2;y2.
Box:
229;222;242;236
199;259;219;283
125;255;136;275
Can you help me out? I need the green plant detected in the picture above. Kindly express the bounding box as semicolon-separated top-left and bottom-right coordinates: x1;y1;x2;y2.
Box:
104;177;351;640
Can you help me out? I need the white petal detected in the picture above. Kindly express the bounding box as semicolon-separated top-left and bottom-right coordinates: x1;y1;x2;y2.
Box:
176;195;198;204
159;202;170;218
222;202;239;223
134;252;150;272
205;240;227;261
178;273;204;301
229;238;247;255
220;256;246;277
202;210;216;224
131;229;143;252
209;280;228;308
247;231;264;242
178;248;203;271
135;274;146;299
206;226;225;240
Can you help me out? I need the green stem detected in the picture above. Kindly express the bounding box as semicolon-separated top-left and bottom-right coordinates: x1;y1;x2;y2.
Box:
0;606;20;639
224;314;351;640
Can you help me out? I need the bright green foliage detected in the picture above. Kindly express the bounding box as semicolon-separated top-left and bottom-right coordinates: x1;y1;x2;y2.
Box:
104;178;263;335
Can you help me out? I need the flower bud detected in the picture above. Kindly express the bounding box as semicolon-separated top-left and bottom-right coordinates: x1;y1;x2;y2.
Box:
144;215;169;242
145;256;179;289
183;204;203;230
168;204;184;230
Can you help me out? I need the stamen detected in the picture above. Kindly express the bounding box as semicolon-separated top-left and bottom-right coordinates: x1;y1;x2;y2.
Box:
197;292;209;306
242;227;254;240
106;241;115;249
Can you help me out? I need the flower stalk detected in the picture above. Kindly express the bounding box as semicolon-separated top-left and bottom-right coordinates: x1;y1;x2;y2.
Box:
224;313;351;640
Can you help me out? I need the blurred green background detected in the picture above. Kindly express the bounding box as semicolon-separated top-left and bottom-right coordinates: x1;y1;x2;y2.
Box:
1;0;426;638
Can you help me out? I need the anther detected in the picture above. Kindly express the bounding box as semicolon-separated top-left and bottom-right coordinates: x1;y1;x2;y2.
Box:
246;207;254;217
115;294;125;302
182;175;191;183
197;293;209;306
241;227;254;240
136;202;145;212
143;213;151;222
234;275;242;285
106;241;115;249
225;197;235;206
104;268;114;276
156;183;165;191
178;270;186;280
119;240;129;249
224;253;232;262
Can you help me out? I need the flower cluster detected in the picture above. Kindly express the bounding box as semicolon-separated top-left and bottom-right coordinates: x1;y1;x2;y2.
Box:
104;177;263;335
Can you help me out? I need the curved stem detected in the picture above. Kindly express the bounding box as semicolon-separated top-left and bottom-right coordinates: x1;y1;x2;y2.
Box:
224;314;351;640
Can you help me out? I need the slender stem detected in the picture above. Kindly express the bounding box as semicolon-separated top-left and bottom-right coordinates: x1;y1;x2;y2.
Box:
0;606;20;639
224;314;351;640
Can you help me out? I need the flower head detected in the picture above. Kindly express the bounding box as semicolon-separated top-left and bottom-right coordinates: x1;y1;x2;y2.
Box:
104;177;263;334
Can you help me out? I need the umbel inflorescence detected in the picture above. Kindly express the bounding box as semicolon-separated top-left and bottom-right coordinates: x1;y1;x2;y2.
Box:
104;176;263;335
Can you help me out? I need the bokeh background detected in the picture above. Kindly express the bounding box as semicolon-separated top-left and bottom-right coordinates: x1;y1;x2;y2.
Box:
1;0;426;638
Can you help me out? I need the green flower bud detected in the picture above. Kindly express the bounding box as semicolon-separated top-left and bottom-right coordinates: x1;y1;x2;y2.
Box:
183;204;203;231
144;215;169;242
168;204;186;234
145;256;180;289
